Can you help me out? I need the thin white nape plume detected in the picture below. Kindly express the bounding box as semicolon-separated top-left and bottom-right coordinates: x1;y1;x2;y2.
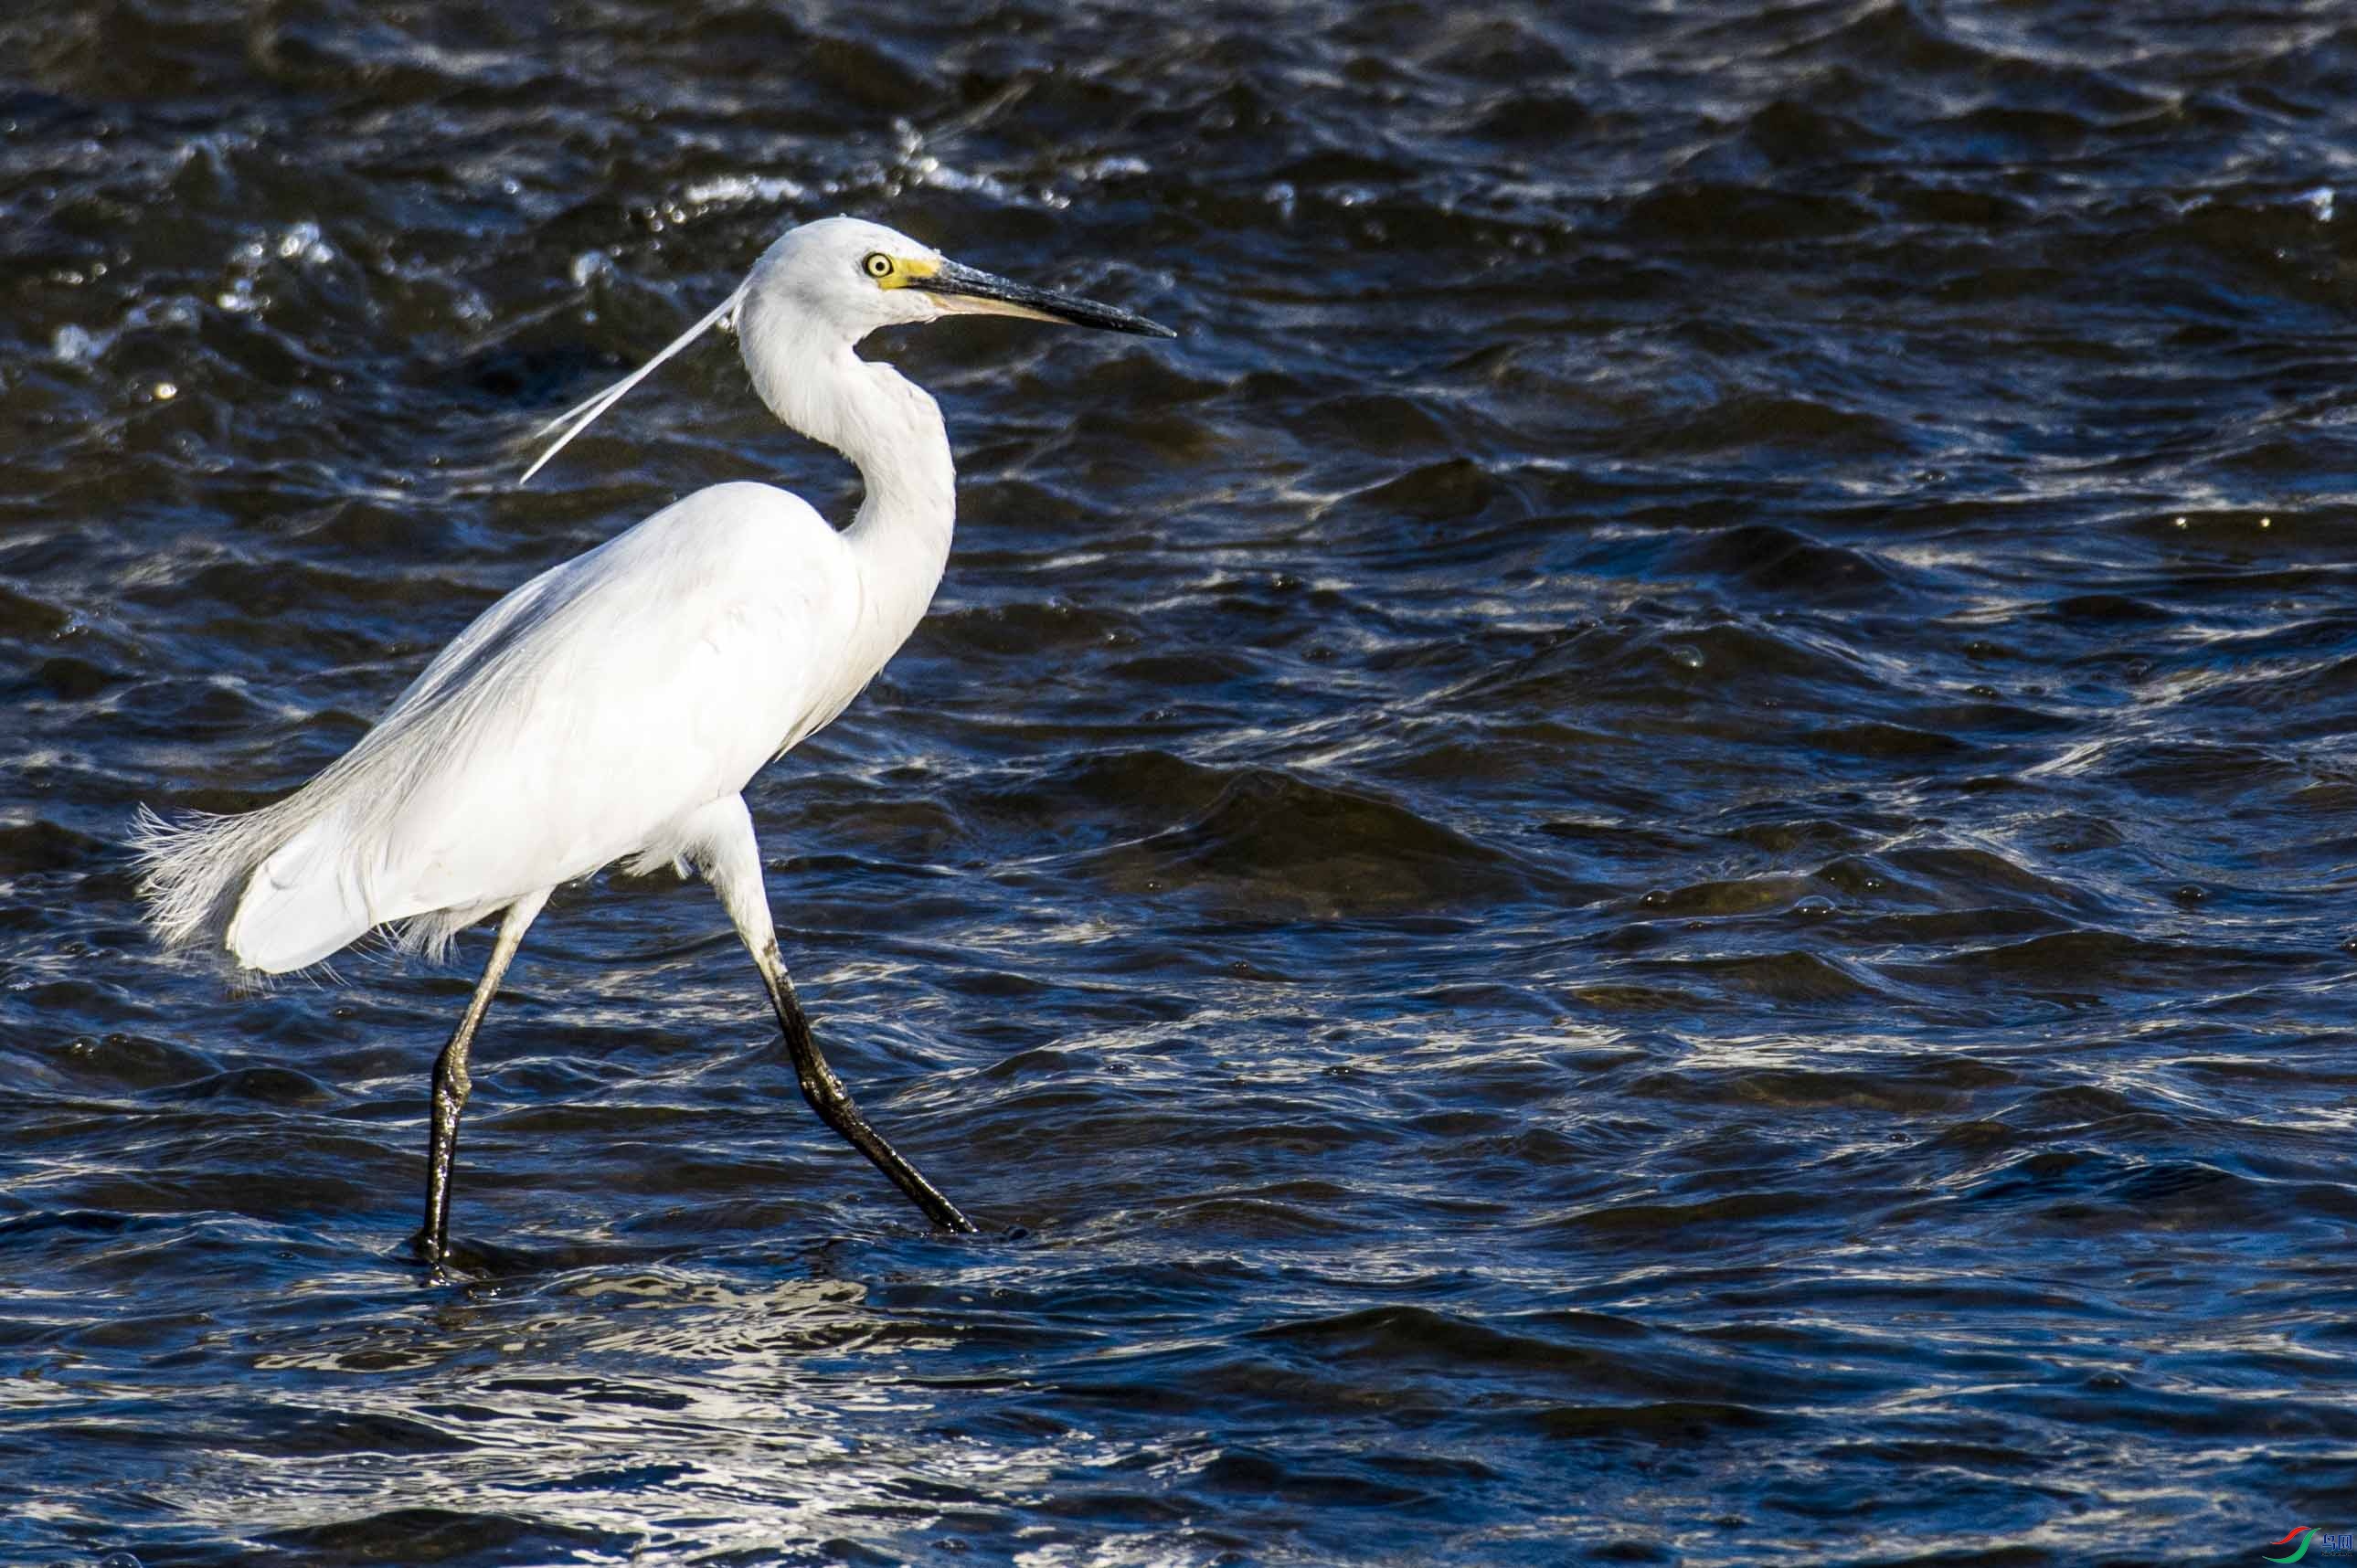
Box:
518;286;746;485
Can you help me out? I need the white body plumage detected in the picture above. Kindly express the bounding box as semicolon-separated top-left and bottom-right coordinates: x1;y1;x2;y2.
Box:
136;217;961;974
156;478;916;971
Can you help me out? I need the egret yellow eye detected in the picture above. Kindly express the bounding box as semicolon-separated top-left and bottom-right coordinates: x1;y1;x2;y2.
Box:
862;252;894;281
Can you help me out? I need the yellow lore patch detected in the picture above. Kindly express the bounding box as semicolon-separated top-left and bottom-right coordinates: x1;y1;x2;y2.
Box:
869;253;940;289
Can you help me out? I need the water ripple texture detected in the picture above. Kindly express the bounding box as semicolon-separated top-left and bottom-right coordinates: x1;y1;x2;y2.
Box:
5;2;2357;1564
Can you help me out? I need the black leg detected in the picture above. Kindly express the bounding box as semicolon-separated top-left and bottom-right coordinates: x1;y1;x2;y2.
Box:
416;891;547;1268
755;938;976;1234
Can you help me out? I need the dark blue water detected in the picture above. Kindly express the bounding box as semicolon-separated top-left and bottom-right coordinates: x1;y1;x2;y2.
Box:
6;2;2357;1563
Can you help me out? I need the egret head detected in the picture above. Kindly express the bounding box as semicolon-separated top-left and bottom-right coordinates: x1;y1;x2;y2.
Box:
522;214;1172;483
745;216;1173;342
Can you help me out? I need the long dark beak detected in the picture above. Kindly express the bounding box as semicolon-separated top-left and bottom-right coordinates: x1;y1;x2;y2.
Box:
910;259;1175;337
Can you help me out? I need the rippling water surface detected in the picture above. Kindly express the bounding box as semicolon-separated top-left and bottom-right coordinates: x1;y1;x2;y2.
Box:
8;2;2357;1563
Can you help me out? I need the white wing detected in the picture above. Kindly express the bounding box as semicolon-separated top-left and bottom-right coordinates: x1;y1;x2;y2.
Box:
222;482;863;969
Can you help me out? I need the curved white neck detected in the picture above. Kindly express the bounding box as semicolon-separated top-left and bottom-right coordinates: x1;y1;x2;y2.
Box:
741;320;956;648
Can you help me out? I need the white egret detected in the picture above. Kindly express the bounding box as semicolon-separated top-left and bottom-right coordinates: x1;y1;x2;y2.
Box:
133;216;1174;1265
